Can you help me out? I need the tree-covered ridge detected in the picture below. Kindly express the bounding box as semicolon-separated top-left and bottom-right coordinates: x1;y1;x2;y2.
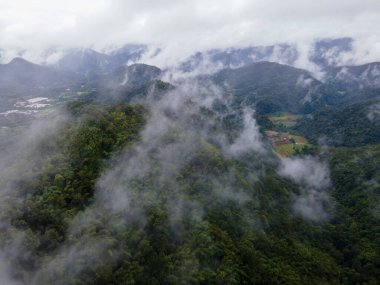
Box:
0;103;145;273
329;145;380;284
211;61;322;114
1;52;380;284
295;101;380;147
0;97;377;284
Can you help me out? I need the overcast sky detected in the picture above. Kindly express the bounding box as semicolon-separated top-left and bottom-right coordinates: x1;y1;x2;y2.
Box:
1;0;380;64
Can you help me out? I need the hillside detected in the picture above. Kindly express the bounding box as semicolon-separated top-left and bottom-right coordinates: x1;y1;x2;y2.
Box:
0;53;380;284
2;0;380;284
55;45;147;75
295;100;380;146
0;58;82;111
0;100;349;284
0;93;379;284
211;61;326;113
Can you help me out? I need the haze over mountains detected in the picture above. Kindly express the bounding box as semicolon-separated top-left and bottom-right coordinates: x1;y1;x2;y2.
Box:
1;1;380;284
1;37;379;282
0;37;356;71
2;36;380;148
1;37;380;113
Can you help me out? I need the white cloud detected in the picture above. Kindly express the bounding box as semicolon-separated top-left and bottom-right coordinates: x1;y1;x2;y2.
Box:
0;0;380;65
278;156;331;221
368;102;380;121
227;108;265;156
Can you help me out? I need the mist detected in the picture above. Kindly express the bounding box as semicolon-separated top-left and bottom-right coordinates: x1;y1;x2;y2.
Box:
278;156;331;221
1;0;380;70
368;102;380;121
0;111;71;284
0;1;379;284
28;78;269;283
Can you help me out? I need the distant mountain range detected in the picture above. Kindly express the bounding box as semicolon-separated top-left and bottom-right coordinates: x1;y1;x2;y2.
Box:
0;57;81;110
1;36;380;121
0;37;354;74
2;37;380;285
179;37;354;73
55;44;146;75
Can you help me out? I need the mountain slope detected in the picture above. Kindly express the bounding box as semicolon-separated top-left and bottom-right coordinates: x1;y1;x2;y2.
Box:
0;100;343;285
55;49;110;75
295;100;380;146
108;63;162;86
0;57;79;89
0;58;81;109
329;62;380;89
55;45;147;75
1;53;380;284
180;38;354;73
212;61;323;113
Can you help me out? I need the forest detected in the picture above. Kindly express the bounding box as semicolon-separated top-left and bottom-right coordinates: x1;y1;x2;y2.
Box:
0;87;379;284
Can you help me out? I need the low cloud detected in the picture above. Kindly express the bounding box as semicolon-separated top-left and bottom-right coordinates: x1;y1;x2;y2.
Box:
278;156;331;221
227;108;265;156
0;111;71;284
1;0;380;66
26;77;268;282
367;102;380;121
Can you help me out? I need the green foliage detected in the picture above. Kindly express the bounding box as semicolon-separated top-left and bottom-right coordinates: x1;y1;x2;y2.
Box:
296;101;380;147
14;103;144;254
328;145;380;284
2;100;380;285
212;62;327;114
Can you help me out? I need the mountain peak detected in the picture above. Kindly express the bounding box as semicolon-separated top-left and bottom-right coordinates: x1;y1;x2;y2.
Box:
8;57;35;67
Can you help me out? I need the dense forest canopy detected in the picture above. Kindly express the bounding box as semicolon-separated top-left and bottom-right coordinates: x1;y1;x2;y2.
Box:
0;31;380;284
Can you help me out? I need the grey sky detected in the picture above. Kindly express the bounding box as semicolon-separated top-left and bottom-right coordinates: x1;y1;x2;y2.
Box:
1;0;380;65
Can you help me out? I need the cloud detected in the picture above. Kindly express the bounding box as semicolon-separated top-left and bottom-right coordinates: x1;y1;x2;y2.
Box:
0;110;71;284
227;108;265;156
26;77;268;282
278;156;331;221
368;103;380;121
1;0;380;65
0;256;22;285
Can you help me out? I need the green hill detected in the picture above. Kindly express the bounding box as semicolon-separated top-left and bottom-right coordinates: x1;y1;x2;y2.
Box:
212;61;325;114
295;100;380;147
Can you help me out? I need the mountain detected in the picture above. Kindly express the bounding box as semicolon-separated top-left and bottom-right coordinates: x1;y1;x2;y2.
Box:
180;44;298;72
55;45;147;76
295;100;380;147
55;49;110;75
2;46;380;285
0;58;81;107
99;63;162;91
0;56;162;111
211;61;324;113
0;100;348;284
329;62;380;88
0;57;75;86
108;63;162;86
1;80;380;284
309;37;353;69
107;44;147;69
314;62;380;108
94;63;164;103
179;38;355;73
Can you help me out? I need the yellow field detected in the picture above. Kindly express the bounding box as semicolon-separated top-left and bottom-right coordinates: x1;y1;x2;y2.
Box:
292;135;308;144
275;143;308;156
265;131;310;157
269;114;301;127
